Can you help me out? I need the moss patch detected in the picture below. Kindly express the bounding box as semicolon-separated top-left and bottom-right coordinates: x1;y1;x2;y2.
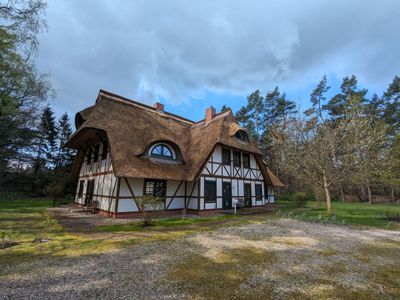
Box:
168;247;276;299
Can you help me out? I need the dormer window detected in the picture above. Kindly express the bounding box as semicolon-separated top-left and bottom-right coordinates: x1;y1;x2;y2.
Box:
149;143;175;160
234;130;249;143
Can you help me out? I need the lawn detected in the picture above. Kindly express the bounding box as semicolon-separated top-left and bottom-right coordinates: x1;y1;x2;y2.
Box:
0;195;399;299
0;195;244;267
276;199;400;229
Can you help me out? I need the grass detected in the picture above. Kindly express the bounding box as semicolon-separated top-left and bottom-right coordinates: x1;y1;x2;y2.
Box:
0;195;247;268
276;199;400;229
169;247;277;299
99;215;239;232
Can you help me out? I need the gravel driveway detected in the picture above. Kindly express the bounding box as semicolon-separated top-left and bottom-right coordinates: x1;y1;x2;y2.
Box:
1;218;399;299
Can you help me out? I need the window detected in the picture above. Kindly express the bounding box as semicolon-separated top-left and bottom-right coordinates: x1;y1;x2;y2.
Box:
78;180;85;197
150;143;175;160
234;130;249;142
222;148;231;165
205;180;216;203
255;184;262;201
93;144;100;162
87;148;92;165
102;140;108;160
243;153;250;168
144;179;166;199
85;179;95;204
233;150;241;167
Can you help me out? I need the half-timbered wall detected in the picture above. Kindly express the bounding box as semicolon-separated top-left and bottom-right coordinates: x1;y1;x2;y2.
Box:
75;142;273;214
199;144;273;209
75;142;118;213
118;178;198;212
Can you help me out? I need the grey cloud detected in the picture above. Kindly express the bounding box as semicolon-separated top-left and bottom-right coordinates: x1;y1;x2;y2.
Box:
37;0;400;115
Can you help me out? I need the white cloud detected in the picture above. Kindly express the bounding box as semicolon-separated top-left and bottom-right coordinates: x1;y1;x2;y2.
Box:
37;0;400;115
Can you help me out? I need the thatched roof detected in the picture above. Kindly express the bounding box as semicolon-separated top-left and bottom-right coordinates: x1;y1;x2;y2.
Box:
65;90;275;183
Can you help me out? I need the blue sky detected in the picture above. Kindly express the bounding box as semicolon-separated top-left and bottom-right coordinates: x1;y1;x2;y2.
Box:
36;1;400;123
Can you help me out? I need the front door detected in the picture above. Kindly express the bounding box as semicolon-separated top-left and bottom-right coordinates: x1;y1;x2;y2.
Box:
85;179;95;205
244;183;252;208
222;182;232;209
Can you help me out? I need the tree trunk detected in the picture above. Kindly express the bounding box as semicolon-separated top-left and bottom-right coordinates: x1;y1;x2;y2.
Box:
366;181;372;204
340;183;346;202
390;186;395;202
323;173;333;215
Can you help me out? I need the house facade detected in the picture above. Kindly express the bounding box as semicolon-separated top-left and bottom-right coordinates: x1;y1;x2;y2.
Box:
65;90;283;217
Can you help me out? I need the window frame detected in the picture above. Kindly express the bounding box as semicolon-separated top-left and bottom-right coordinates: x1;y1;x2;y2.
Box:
233;150;241;167
221;148;231;165
149;143;175;160
101;140;108;160
87;148;92;165
78;180;85;198
243;152;250;168
143;179;166;200
234;130;249;142
205;180;217;204
93;144;100;162
255;184;262;201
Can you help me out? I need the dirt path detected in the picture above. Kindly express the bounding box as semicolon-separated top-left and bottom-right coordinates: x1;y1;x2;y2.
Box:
1;218;399;299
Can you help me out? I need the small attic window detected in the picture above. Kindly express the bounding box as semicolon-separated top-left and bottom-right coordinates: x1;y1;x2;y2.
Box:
234;130;249;143
149;143;175;160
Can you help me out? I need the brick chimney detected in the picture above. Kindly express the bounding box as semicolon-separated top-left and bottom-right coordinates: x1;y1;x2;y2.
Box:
153;102;164;111
205;106;216;122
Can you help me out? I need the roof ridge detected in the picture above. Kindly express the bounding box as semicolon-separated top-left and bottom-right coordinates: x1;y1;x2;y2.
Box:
98;89;196;125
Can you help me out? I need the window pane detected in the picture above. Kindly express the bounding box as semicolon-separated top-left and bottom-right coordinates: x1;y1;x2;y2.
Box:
255;184;262;200
162;146;172;157
205;181;216;203
233;151;241;167
102;141;108;160
152;146;162;155
243;153;250;168
222;148;230;165
94;144;100;162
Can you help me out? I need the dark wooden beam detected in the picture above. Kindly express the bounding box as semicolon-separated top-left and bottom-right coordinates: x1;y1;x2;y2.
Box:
166;180;183;209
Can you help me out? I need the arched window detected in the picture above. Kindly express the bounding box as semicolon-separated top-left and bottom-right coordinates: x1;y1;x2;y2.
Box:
149;143;175;160
234;130;249;142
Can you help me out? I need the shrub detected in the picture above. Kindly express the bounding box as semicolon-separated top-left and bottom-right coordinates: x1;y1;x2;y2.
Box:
292;192;308;207
0;230;21;248
383;211;400;222
35;215;57;242
135;195;165;226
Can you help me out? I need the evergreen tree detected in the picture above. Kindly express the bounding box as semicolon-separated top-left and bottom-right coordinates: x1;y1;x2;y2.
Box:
220;104;230;112
305;75;330;123
323;75;367;120
383;75;400;136
55;112;74;169
34;105;57;172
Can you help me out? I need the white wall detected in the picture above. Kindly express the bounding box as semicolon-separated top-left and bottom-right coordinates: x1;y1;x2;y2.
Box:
199;144;269;209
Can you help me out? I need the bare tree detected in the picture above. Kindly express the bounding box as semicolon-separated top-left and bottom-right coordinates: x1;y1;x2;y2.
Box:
274;115;385;214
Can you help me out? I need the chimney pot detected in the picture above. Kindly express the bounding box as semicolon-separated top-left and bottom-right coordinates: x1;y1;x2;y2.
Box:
205;106;216;122
153;102;164;111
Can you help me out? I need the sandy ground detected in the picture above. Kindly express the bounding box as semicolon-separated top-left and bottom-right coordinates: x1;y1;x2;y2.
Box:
1;218;399;299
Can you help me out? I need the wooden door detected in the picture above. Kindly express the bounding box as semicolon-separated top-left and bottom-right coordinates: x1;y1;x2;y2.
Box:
244;183;252;208
222;182;232;209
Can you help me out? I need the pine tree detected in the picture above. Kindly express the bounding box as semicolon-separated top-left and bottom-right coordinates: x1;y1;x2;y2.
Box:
383;75;400;136
34;105;57;172
220;104;230;112
55;112;74;169
305;75;330;123
323;75;367;120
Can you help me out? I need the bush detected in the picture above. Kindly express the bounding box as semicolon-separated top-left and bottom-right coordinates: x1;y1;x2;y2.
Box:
384;211;400;222
0;230;21;248
292;192;308;207
135;195;165;226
